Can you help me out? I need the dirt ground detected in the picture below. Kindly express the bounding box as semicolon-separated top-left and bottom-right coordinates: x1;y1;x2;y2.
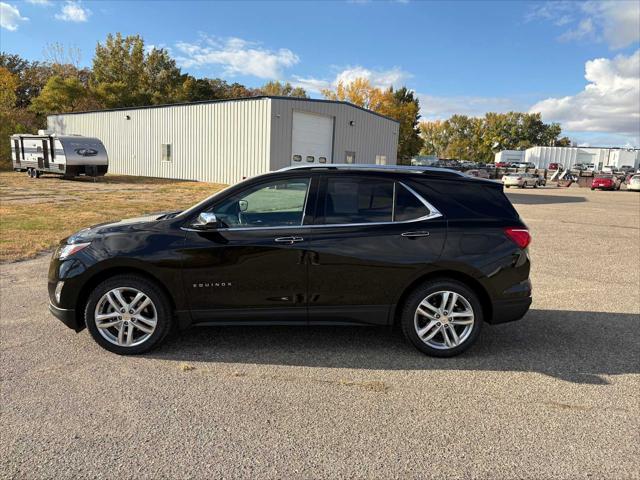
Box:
0;172;225;262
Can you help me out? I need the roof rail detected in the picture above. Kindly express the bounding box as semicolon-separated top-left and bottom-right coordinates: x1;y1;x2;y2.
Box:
278;163;465;177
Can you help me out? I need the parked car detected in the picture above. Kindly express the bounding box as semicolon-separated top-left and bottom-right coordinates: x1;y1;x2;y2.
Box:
465;169;490;179
619;165;635;174
536;175;546;187
591;174;622;191
571;163;585;171
548;163;563;170
495;161;511;168
511;162;535;169
602;165;618;174
585;164;596;172
48;164;532;358
485;163;496;169
502;173;538;188
627;174;640;191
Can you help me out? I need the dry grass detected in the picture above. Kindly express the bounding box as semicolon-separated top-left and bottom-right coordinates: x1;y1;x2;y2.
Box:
0;171;226;263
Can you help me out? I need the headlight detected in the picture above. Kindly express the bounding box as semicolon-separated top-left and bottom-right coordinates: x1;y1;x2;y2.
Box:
56;242;91;260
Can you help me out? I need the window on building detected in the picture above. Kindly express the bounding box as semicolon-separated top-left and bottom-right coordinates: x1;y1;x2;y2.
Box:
375;155;387;165
321;177;393;225
319;157;327;164
345;151;355;164
292;154;302;162
161;144;172;162
306;156;314;163
394;183;430;221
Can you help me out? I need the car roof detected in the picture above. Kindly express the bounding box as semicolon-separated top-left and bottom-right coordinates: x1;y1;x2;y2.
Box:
279;163;467;179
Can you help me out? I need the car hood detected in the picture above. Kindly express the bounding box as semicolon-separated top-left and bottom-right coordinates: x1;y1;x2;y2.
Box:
65;210;181;244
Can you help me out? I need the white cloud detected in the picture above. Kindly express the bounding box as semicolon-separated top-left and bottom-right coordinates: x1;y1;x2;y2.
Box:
26;0;51;5
292;66;411;93
175;36;299;79
418;94;524;121
55;1;90;22
530;50;640;140
526;1;640;49
0;2;28;31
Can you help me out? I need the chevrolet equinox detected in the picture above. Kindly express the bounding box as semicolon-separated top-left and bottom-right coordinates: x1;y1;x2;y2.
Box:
49;165;532;357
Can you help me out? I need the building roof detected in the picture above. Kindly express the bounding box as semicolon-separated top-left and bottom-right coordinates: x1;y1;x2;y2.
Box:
48;95;400;124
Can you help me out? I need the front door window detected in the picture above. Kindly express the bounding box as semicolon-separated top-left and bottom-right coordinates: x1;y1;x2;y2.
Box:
208;178;311;229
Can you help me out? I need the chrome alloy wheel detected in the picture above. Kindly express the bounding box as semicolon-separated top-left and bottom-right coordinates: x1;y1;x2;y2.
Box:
94;287;157;347
414;290;475;350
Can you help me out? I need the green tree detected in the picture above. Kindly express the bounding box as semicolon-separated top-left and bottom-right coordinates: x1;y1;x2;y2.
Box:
91;33;183;107
29;75;89;114
259;80;308;98
389;87;423;163
420;112;573;162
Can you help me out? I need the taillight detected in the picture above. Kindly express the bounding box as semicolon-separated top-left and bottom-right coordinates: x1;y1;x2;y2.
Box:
504;228;531;249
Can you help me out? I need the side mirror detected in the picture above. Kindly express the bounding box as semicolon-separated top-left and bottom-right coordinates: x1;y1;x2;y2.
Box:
238;200;248;212
192;212;218;230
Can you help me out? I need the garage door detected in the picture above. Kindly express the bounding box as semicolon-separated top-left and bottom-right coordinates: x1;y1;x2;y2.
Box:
291;112;334;166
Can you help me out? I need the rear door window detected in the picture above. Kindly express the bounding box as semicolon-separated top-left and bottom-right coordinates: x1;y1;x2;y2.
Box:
320;177;393;224
394;183;431;221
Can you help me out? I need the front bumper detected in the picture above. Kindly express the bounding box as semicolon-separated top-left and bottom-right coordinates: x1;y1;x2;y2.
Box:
48;302;81;332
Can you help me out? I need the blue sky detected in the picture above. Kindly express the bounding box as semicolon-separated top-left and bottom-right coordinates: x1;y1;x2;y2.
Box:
1;0;639;146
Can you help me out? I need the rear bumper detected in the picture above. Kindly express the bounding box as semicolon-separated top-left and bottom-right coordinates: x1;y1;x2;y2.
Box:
48;302;81;332
489;296;532;324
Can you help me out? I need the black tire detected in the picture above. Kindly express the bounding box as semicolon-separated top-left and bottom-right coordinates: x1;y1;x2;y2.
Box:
400;279;483;357
33;170;40;178
85;274;173;355
26;168;32;178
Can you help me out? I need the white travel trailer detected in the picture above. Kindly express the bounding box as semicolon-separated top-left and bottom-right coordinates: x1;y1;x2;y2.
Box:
10;131;108;179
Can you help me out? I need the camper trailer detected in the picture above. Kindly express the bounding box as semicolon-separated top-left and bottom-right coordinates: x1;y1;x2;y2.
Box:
10;131;108;179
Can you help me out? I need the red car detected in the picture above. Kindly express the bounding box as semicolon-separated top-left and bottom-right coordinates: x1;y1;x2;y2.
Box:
495;161;510;168
548;163;563;170
591;175;622;191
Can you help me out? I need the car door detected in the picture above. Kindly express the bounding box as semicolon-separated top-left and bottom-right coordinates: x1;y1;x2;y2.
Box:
181;176;315;324
306;175;447;326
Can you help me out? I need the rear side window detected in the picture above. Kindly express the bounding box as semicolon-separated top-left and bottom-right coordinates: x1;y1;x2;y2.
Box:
410;180;519;220
394;183;430;221
322;177;393;224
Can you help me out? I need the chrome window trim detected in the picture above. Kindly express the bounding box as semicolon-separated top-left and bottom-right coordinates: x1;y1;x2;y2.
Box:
181;180;442;232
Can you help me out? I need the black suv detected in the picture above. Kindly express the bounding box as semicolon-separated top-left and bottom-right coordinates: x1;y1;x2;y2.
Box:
49;165;532;357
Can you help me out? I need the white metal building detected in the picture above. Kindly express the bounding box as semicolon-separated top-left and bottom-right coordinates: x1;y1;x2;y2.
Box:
47;96;399;184
494;150;525;164
495;146;640;170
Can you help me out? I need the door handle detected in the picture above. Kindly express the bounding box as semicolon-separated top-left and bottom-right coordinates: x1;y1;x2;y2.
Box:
274;236;304;244
401;231;430;238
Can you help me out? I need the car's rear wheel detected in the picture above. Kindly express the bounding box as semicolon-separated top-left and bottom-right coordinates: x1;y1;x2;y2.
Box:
85;275;173;355
400;279;483;357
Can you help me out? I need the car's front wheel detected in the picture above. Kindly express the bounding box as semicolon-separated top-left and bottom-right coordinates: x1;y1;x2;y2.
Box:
85;274;173;355
400;279;483;357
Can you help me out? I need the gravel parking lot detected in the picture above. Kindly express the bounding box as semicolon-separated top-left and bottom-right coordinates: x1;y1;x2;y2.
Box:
1;186;639;479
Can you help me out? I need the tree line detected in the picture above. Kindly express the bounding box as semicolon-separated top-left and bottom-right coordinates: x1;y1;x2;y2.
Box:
1;32;571;170
419;112;571;163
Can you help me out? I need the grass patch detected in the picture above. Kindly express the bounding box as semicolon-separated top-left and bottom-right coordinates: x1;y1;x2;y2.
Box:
0;172;226;263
